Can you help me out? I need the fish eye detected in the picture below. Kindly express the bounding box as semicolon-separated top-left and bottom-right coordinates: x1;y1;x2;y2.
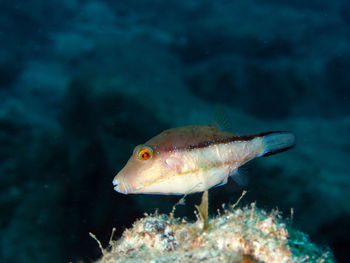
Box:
136;146;153;162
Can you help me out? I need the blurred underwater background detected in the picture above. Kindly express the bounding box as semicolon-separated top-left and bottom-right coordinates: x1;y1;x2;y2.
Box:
0;0;349;262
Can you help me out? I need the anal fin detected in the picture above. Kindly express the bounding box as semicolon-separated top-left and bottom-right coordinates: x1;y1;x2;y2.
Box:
214;177;228;188
230;168;249;187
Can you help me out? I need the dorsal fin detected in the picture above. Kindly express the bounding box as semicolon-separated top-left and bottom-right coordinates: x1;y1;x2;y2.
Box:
213;106;232;131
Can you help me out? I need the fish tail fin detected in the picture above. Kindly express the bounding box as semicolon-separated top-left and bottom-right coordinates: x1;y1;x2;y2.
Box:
260;131;296;157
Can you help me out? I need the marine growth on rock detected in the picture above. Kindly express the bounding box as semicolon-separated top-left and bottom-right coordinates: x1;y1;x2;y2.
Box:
93;192;333;263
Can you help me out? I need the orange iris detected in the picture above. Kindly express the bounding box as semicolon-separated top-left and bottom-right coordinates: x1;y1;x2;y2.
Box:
138;146;153;161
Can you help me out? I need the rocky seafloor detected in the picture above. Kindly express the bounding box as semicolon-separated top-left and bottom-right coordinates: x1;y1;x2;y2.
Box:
95;193;333;263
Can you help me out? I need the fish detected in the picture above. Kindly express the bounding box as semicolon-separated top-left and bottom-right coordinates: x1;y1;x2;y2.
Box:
113;125;295;195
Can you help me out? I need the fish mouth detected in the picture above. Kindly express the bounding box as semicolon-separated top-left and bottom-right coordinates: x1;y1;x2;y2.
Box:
112;177;118;186
112;177;120;192
112;175;129;194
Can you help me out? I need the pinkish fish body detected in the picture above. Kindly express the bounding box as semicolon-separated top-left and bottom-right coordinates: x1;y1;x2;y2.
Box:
113;125;295;195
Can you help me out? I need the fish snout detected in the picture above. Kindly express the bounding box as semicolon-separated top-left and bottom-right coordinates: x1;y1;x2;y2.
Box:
112;176;124;194
112;174;130;194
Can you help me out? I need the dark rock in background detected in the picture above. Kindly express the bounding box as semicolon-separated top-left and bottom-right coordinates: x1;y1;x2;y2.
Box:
186;60;305;119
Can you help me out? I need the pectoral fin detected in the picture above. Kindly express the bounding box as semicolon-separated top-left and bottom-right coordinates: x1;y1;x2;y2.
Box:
165;157;184;174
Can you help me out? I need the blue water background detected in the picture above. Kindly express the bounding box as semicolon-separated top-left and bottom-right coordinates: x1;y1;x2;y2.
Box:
0;1;349;262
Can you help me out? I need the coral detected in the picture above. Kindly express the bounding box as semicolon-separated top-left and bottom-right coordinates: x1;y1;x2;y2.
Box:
94;193;333;263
